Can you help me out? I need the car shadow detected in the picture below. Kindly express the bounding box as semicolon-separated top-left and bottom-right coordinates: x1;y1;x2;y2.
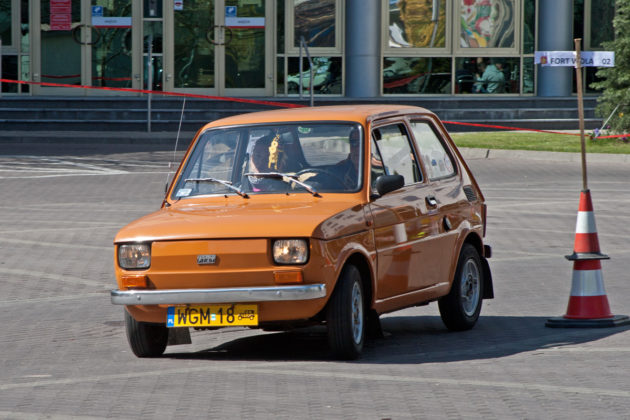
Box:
164;315;630;363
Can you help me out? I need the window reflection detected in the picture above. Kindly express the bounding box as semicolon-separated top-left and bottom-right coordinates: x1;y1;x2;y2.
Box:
523;0;535;54
383;57;450;94
287;56;341;94
0;0;12;45
389;0;446;48
590;0;614;48
455;57;519;94
294;0;335;48
460;0;514;48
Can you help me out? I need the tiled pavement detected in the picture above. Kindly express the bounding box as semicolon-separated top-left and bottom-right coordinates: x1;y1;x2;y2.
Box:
1;143;629;419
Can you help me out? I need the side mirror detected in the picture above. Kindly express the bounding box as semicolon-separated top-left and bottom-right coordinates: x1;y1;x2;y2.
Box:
375;174;404;196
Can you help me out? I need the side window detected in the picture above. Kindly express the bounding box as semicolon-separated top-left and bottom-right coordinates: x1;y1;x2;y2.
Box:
409;121;456;180
371;124;422;185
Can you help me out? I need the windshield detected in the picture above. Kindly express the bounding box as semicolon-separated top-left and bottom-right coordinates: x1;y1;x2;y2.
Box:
171;122;363;199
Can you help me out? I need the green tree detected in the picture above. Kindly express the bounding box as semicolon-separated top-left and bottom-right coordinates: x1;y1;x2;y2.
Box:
592;0;630;133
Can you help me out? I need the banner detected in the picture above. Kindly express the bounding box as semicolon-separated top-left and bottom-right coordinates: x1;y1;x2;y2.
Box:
534;51;615;67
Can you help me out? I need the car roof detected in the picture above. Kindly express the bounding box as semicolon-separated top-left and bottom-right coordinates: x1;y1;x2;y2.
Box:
201;104;435;129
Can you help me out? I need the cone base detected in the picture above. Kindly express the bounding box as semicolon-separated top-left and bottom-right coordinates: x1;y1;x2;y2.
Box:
545;315;630;328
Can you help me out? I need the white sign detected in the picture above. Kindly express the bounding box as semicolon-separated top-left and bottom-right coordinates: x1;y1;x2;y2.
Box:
535;51;615;67
92;16;132;28
174;0;183;11
225;17;265;28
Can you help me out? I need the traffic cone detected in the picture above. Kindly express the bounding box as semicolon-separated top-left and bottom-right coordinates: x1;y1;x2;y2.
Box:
546;190;630;328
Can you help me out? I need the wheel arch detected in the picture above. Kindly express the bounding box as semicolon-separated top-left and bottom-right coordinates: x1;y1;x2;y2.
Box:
339;251;375;311
461;233;494;300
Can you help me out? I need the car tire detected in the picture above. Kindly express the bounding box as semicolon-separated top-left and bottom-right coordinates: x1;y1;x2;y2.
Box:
327;264;365;360
124;310;168;357
438;244;484;331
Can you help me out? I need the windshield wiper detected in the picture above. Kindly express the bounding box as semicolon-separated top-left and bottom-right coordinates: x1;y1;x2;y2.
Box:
184;177;249;198
245;172;322;197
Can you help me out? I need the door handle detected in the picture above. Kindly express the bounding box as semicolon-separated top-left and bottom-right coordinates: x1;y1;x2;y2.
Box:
426;196;438;207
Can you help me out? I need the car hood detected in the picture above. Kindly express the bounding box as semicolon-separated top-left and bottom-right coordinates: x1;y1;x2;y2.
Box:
114;198;365;243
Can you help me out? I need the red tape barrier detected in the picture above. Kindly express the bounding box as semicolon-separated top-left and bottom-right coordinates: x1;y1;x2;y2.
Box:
1;77;626;138
442;120;583;136
0;78;305;109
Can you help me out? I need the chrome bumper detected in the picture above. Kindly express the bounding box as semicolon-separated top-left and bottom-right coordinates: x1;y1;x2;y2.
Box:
111;284;327;306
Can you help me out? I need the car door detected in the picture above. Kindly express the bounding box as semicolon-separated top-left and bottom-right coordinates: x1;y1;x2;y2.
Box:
366;121;443;300
408;118;466;284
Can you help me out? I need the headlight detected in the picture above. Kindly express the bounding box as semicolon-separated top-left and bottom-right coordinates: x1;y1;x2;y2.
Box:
273;239;308;264
118;244;151;269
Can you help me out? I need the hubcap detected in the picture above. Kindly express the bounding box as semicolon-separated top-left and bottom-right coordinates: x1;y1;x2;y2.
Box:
351;281;364;344
460;259;480;317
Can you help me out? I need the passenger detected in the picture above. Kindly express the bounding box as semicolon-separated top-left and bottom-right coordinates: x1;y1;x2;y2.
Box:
247;134;284;192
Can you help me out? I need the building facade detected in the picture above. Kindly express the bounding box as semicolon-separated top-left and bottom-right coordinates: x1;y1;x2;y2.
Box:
0;0;615;97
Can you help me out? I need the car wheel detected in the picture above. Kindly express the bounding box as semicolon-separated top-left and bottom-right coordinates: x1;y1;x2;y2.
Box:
124;309;168;357
327;264;365;360
438;244;484;331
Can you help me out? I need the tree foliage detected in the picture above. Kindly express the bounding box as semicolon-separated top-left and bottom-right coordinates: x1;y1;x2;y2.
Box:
592;0;630;132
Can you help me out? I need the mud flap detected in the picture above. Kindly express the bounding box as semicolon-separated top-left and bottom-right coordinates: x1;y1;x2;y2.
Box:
481;257;494;299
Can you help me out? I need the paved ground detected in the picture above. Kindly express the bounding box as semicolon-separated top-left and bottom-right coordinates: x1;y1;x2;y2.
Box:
1;142;630;419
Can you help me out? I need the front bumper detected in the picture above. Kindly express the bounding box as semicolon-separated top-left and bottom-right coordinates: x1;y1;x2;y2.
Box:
111;284;327;306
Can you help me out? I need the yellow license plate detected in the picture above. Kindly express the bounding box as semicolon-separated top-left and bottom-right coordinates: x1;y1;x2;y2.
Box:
166;304;258;327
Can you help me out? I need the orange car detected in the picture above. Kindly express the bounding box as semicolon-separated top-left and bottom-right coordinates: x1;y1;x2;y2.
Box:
111;105;493;359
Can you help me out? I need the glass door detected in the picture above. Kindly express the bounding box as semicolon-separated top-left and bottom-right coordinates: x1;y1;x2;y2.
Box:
89;0;134;94
33;0;136;95
165;0;272;96
222;0;271;96
33;0;82;94
170;0;216;92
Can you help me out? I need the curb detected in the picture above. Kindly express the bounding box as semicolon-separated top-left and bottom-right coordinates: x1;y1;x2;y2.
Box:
459;147;630;164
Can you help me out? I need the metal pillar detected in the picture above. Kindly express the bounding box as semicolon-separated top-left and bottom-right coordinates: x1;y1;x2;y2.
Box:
538;0;573;96
345;0;380;97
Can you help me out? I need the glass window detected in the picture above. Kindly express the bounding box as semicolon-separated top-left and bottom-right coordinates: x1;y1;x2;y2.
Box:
174;0;214;88
589;0;614;49
293;0;335;48
0;0;11;45
276;57;285;95
372;124;422;185
523;56;534;94
460;0;515;49
383;57;451;94
456;56;519;94
144;0;162;18
287;56;341;94
409;121;455;180
523;0;535;54
1;55;17;92
277;0;285;53
388;0;446;49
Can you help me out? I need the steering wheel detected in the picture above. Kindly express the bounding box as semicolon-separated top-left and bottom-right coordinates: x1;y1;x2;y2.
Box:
296;168;346;187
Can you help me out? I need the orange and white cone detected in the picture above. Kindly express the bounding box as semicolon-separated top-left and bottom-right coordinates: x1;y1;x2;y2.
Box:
546;190;629;328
